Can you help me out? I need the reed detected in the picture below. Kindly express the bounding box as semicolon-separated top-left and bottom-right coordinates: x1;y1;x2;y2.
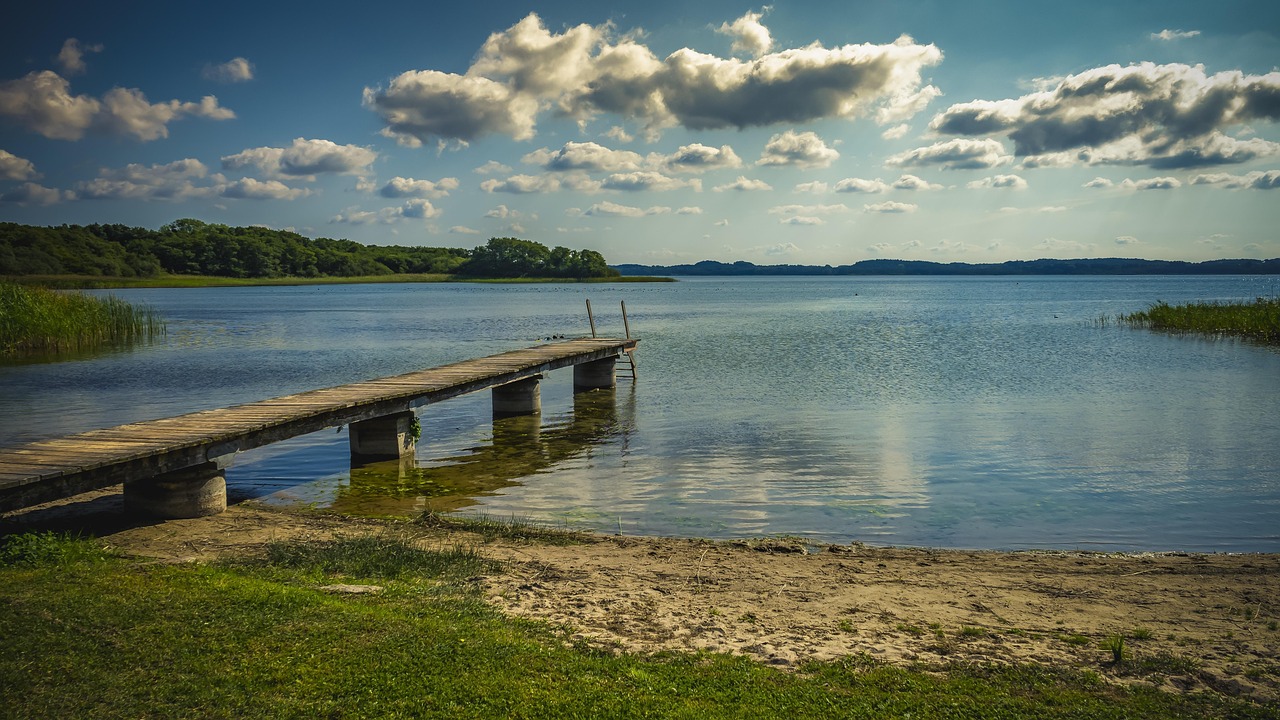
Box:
1117;297;1280;344
0;281;165;355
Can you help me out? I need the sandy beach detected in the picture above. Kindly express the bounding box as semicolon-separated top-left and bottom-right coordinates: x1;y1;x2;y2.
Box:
4;492;1278;705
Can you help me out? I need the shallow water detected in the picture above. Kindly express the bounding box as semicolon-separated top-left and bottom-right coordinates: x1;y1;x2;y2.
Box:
2;276;1278;551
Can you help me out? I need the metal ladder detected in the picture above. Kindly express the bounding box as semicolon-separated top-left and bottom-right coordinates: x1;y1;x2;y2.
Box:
586;299;638;381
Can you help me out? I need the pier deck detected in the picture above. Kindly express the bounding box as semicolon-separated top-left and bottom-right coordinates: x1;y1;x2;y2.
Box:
0;337;637;514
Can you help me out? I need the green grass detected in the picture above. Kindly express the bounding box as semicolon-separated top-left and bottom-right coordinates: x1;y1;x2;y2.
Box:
0;532;1270;719
0;281;165;355
418;512;591;545
1115;296;1280;344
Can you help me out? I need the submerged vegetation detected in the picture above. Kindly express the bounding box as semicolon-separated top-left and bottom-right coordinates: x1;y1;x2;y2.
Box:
0;281;164;356
0;531;1271;719
1116;297;1280;344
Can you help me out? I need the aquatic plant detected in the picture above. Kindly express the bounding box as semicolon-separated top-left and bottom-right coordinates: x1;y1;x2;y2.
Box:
1117;296;1280;344
0;281;165;356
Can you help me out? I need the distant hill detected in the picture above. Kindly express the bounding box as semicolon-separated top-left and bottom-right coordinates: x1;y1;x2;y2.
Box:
613;257;1280;276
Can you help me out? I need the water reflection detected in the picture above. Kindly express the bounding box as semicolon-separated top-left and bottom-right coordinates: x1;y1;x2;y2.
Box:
325;388;631;517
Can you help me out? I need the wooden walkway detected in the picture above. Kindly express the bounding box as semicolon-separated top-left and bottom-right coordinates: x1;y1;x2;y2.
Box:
0;337;637;513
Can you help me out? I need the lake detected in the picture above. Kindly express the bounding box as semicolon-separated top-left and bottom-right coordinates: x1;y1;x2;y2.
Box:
2;275;1278;552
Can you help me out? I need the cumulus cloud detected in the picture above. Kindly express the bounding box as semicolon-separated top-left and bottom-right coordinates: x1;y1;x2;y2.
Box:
222;138;377;179
602;171;701;192
712;176;773;192
966;174;1027;189
1152;29;1200;41
583;200;671;217
779;216;823;225
450;226;481;234
794;180;829;193
220;178;311;200
523;141;643;172
886;137;1011;169
928;62;1280;169
56;38;103;75
365;13;943;144
1083;177;1114;188
676;206;703;214
474;160;513;175
866;242;892;253
716;9;774;58
864;201;917;213
604;125;634;143
757;130;840;168
1036;237;1096;254
768;203;850;215
76;158;216;200
892;174;943;190
0;149;37;181
881;123;910;140
766;242;802;256
332;199;441;224
1114;235;1142;245
1189;170;1280;189
0;71;233;141
480;173;563;193
0;182;71;205
834;177;889;193
652;143;743;173
203;57;255;83
378;176;459;198
1120;176;1181;190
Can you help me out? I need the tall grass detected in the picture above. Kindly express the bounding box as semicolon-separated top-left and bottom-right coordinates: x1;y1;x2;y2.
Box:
1117;297;1280;344
0;281;165;355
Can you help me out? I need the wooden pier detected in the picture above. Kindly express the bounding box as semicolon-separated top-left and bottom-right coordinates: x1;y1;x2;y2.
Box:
0;337;637;518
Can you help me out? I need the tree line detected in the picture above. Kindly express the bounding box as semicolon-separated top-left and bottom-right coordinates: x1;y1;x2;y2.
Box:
0;220;619;280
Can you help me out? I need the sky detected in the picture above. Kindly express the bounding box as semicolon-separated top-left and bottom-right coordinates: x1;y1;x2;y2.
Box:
1;0;1278;266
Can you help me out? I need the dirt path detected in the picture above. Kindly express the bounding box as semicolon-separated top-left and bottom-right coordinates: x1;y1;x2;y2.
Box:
4;492;1277;704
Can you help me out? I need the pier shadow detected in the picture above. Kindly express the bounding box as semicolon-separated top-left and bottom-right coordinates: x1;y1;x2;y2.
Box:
329;387;634;517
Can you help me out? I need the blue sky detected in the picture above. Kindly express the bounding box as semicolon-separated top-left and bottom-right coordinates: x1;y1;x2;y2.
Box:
2;0;1277;265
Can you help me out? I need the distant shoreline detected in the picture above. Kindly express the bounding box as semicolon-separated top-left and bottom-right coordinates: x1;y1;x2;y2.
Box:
5;273;675;290
616;257;1280;277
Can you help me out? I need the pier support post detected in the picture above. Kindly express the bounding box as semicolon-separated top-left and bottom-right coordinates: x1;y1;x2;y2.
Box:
125;462;227;519
493;375;542;417
349;411;417;461
574;357;616;391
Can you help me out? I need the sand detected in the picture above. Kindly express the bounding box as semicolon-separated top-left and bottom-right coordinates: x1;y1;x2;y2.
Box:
4;491;1277;704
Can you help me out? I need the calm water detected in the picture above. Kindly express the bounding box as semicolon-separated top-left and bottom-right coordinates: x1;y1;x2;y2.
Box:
3;276;1278;551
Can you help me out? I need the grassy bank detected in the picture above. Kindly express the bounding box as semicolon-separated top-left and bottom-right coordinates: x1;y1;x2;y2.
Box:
1117;297;1280;344
9;273;674;289
0;531;1266;720
0;281;164;355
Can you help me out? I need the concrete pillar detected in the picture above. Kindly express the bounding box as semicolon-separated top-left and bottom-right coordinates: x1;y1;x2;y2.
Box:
350;411;417;461
125;462;227;518
493;375;542;417
574;357;617;391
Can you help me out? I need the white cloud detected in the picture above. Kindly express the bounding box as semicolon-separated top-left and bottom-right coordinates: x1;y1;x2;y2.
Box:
676;206;703;214
474;160;513;175
450;225;482;235
365;13;943;144
604;125;634;143
602;171;701;192
714;219;730;227
331;199;441;224
220;177;311;200
378;176;459;198
866;242;892;253
929;62;1280;169
966;174;1027;189
1152;29;1200;41
76;158;217;200
713;176;773;192
523;141;644;172
768;203;850;215
765;242;803;256
1189;170;1280;189
583;200;671;217
222;138;377;179
0;71;233;141
56;38;102;75
0;182;71;205
480;173;562;194
864;201;917;213
779;216;823;225
1035;237;1097;254
716;9;773;58
1083;177;1114;188
834;177;889;193
794;181;829;193
652;143;743;173
486;205;521;219
893;174;943;190
886;137;1012;170
0;149;37;181
1114;235;1143;245
881;123;910;140
203;57;254;83
1120;176;1182;190
757;130;840;168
